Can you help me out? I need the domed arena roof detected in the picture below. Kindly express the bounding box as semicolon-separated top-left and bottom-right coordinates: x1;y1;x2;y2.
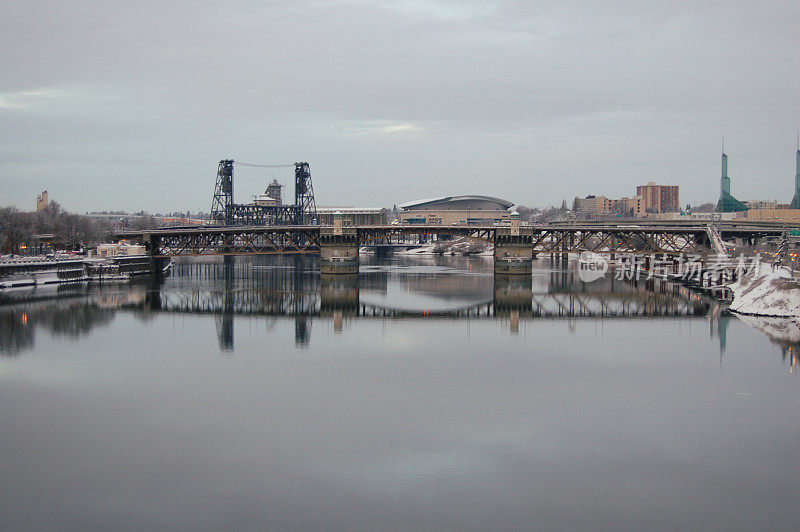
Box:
398;195;514;211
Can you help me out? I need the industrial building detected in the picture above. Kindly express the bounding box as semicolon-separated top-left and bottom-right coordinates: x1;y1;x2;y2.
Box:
398;195;515;225
252;181;281;207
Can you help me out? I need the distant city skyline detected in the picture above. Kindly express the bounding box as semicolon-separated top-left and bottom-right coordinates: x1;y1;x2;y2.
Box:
1;1;798;213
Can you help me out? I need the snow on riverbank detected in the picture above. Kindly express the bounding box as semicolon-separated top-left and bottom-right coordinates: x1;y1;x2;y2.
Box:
396;244;438;255
395;238;493;256
729;263;800;317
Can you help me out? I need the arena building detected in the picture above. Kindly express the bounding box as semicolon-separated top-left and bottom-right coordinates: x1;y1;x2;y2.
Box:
398;195;515;225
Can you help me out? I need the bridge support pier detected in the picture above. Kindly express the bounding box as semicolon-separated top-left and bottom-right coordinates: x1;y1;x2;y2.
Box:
320;224;359;275
494;216;533;275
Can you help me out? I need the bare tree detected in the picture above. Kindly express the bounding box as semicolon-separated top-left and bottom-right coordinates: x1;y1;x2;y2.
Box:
130;214;159;231
59;213;91;250
514;205;536;222
35;201;62;235
0;207;34;255
691;202;716;213
611;201;633;218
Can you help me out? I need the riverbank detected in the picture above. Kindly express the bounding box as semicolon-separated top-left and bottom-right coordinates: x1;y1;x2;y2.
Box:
729;263;800;317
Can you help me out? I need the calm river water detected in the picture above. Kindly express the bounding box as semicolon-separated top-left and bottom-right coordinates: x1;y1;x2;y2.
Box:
1;255;799;530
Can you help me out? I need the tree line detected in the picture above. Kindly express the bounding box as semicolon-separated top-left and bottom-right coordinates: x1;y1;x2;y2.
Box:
0;202;147;256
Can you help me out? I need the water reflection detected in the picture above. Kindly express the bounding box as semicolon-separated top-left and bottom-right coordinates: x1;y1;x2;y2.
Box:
321;274;359;334
0;284;130;355
1;255;798;364
737;315;800;373
3;256;798;530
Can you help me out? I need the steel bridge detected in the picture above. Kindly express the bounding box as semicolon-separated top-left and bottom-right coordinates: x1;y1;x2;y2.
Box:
118;220;793;258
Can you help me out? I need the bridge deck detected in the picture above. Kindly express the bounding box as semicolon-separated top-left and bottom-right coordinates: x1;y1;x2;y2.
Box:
113;221;795;258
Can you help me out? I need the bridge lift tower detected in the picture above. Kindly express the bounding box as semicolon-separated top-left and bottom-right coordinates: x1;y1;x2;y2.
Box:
211;159;318;226
294;162;316;225
210;159;235;225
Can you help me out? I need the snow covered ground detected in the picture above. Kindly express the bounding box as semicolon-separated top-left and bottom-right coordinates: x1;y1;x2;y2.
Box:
394;238;493;256
729;263;800;317
395;244;438;255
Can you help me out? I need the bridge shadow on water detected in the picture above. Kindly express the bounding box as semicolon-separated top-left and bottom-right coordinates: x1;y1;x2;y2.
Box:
0;254;796;371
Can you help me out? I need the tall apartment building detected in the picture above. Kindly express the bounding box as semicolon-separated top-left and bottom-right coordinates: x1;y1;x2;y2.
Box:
636;182;679;213
36;190;49;212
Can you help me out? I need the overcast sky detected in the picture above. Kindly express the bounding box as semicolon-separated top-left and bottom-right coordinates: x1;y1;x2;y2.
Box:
1;0;798;213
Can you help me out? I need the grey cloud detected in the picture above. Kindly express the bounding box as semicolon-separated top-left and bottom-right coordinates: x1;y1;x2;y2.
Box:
1;0;798;212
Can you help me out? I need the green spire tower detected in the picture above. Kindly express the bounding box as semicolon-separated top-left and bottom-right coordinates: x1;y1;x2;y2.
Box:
716;147;747;213
790;133;800;209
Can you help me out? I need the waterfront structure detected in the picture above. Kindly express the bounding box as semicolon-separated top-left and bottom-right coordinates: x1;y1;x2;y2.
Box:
637;182;679;213
716;151;748;213
398;195;514;225
317;207;386;226
96;242;147;258
266;179;283;205
36;190;49;212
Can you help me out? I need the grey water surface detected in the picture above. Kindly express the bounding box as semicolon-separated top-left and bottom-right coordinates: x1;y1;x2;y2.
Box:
1;255;798;530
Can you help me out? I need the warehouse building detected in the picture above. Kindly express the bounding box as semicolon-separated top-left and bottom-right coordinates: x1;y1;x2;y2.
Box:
316;207;387;226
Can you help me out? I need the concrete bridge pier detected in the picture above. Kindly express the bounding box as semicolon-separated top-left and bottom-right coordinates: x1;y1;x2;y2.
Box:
494;214;533;275
144;232;167;284
319;214;359;274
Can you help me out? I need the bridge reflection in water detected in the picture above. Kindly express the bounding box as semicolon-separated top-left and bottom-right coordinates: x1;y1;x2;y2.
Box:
2;255;797;373
0;256;790;354
2;255;717;350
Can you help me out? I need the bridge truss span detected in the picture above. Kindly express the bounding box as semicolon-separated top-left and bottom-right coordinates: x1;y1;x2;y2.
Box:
145;226;321;257
112;220;797;260
357;225;495;245
529;225;710;255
